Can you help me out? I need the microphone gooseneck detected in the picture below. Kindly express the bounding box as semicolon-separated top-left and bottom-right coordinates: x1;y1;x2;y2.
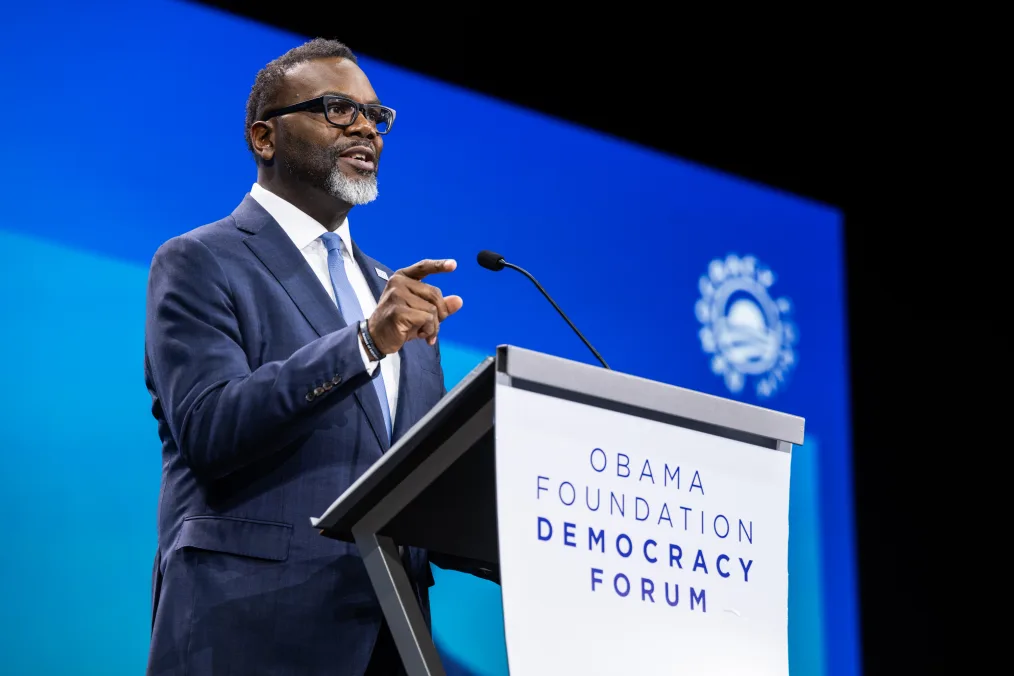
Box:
476;250;610;369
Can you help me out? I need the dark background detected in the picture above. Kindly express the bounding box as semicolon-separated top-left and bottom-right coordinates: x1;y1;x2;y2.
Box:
193;6;950;670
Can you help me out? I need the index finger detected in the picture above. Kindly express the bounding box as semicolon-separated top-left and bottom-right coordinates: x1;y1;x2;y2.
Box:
396;258;457;281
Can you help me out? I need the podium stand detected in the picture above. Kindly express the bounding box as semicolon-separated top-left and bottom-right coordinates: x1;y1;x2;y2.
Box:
311;345;804;676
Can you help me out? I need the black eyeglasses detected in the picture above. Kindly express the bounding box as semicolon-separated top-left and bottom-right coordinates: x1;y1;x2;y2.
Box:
260;95;396;134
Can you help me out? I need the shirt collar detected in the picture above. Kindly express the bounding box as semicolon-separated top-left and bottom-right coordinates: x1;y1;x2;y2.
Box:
249;182;353;254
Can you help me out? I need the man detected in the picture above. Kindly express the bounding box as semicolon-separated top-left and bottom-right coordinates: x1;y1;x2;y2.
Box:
145;38;464;675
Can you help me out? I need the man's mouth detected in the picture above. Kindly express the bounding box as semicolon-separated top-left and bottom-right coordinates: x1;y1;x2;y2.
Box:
338;145;376;172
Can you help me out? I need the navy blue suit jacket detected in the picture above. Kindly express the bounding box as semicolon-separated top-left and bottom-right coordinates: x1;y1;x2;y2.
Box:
144;195;445;676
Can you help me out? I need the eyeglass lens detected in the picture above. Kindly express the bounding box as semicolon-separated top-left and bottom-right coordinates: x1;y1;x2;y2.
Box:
325;98;393;133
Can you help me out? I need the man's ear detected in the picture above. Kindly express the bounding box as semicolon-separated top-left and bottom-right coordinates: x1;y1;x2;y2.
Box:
250;120;275;162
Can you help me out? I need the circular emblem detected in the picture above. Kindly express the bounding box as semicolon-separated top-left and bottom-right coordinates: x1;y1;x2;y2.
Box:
695;254;797;398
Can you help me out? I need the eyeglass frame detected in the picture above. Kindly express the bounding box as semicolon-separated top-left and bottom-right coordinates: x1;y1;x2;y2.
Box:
259;94;397;134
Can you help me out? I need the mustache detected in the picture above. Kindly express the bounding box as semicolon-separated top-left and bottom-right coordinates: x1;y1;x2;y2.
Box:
330;139;377;156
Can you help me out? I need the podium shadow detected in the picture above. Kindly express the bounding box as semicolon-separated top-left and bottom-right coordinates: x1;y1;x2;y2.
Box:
436;646;482;676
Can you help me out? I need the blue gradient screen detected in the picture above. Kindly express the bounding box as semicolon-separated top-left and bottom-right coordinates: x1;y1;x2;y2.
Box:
0;2;857;674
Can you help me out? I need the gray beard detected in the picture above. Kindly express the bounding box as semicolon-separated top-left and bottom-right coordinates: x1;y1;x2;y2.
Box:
328;168;378;205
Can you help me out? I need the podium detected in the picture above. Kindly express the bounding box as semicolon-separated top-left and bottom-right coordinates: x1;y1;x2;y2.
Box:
311;345;804;676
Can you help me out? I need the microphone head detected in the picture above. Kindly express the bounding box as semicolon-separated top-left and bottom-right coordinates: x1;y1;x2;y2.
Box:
477;250;506;271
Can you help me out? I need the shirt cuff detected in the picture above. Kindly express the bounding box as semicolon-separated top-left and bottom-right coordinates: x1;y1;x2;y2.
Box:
359;333;380;375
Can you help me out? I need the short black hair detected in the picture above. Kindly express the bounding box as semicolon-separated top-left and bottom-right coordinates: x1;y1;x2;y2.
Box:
245;38;358;158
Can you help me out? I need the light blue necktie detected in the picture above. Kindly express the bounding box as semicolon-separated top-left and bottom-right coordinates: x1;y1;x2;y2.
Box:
320;232;392;443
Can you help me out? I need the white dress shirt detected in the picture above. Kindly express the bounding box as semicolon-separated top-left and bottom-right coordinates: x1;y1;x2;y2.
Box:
249;183;400;424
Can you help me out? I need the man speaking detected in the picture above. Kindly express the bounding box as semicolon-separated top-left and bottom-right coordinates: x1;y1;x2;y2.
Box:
144;39;460;675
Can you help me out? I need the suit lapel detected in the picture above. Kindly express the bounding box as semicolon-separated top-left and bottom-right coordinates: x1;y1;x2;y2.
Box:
235;196;387;451
237;196;344;338
353;244;425;444
391;340;428;442
352;241;389;305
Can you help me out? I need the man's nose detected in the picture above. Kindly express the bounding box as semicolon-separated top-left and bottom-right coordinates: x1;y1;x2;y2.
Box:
345;110;378;139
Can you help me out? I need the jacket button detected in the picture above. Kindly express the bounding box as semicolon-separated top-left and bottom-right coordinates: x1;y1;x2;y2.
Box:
305;392;314;402
314;386;325;397
332;374;342;385
323;382;333;391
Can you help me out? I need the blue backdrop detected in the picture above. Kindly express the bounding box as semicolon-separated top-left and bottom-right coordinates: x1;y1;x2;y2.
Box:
0;2;858;674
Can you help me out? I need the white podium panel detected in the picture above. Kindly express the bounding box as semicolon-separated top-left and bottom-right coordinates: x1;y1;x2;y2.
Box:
495;383;791;676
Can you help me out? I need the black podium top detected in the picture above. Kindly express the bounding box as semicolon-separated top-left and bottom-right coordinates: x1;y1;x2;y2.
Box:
312;356;499;565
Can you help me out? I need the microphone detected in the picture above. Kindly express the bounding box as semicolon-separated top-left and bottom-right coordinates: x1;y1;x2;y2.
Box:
476;250;610;369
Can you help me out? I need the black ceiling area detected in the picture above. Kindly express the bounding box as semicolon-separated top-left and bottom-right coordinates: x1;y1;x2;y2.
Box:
192;4;942;671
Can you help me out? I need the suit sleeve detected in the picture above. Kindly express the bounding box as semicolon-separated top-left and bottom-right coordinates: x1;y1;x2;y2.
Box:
145;234;372;481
